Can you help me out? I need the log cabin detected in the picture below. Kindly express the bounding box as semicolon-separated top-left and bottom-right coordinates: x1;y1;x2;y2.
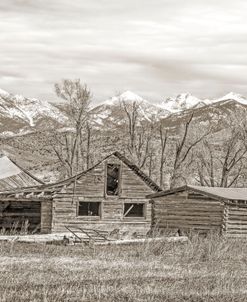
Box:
0;152;161;234
148;185;247;237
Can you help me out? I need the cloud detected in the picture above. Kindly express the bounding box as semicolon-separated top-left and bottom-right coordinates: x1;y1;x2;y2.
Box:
0;0;247;103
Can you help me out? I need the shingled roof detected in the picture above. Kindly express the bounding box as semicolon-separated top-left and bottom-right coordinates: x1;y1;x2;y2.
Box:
0;155;43;191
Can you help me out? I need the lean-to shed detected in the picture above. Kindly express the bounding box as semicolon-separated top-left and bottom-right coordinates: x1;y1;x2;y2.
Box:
0;155;44;231
148;185;247;237
0;152;161;234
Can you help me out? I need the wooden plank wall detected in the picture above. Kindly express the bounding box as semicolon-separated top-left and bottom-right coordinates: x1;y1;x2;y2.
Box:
52;194;151;234
121;163;155;198
51;155;154;234
65;164;105;198
225;204;247;237
152;192;224;234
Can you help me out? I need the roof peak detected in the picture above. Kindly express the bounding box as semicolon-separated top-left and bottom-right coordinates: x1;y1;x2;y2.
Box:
28;151;161;193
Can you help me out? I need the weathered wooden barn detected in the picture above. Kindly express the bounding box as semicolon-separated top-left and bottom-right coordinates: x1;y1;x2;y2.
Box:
148;185;247;237
0;152;161;234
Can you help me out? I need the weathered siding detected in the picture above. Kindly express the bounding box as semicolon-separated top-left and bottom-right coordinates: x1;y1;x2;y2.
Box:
121;164;155;198
224;204;247;237
51;155;154;234
52;194;151;234
65;165;105;198
152;192;224;234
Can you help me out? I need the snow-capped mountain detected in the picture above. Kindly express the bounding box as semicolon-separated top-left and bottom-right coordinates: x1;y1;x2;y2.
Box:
213;92;247;104
161;92;247;113
0;87;247;137
163;94;247;135
0;89;68;135
161;93;215;112
89;90;247;129
103;90;145;105
90;91;170;127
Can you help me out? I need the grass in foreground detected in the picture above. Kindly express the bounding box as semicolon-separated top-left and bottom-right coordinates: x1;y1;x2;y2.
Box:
0;234;247;301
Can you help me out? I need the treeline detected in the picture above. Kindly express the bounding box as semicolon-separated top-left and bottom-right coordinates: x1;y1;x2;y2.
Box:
51;79;247;189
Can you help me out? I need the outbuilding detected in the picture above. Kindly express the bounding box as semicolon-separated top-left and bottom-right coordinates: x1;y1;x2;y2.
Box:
148;185;247;237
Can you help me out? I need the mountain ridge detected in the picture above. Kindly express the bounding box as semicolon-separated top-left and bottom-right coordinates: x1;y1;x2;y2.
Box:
0;88;247;136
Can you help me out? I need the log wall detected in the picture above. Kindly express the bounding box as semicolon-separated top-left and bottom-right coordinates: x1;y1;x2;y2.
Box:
224;204;247;237
152;192;224;234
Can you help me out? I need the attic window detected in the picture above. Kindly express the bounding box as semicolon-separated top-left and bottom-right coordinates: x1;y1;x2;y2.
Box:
78;202;100;216
106;164;120;195
124;203;144;217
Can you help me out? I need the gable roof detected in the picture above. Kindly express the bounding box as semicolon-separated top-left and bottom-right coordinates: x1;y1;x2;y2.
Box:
1;151;161;194
147;185;247;201
43;151;161;191
0;155;43;191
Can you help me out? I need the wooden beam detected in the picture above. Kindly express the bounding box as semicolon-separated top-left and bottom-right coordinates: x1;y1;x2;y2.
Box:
123;204;134;217
0;197;52;202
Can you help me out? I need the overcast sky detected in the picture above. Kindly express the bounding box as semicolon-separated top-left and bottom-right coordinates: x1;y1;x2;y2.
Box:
1;0;247;104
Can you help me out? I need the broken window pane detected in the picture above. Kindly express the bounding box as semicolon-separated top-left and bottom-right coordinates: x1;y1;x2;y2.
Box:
78;202;100;216
124;203;144;217
106;164;120;195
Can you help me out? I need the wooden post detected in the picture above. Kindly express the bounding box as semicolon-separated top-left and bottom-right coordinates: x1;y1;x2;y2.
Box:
40;200;53;234
222;203;229;236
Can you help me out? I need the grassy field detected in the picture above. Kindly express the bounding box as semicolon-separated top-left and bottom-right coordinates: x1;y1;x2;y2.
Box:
0;234;247;302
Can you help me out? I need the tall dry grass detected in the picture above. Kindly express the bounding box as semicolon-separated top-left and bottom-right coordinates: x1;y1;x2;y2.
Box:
0;234;247;301
0;220;31;236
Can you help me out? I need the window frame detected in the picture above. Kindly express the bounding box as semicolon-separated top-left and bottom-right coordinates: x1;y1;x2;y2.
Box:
123;202;146;219
105;162;122;197
77;201;102;218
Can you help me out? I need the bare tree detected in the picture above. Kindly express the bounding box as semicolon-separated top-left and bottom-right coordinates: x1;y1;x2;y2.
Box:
52;79;91;177
121;98;155;172
196;141;216;187
158;122;169;188
121;100;139;154
195;128;247;187
170;114;210;188
134;121;154;169
85;122;91;169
